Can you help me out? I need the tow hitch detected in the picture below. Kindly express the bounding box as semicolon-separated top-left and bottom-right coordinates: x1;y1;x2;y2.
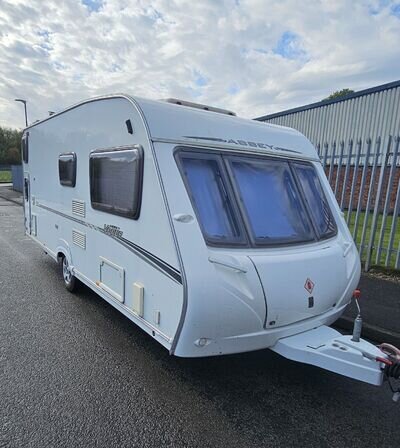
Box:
271;289;400;401
379;343;400;402
351;289;400;401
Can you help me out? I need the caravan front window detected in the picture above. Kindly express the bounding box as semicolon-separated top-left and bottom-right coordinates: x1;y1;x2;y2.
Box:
228;157;314;245
177;149;337;248
179;154;246;245
293;163;337;239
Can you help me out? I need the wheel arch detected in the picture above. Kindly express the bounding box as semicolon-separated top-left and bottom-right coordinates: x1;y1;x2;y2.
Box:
56;239;73;265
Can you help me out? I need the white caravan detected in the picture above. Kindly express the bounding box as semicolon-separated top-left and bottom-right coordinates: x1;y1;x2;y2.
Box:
21;95;399;392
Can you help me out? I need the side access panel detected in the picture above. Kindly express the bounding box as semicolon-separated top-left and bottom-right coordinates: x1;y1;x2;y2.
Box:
99;257;125;303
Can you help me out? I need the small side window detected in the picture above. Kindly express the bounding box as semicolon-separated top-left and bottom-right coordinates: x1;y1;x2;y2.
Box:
89;146;143;219
22;133;29;163
59;152;77;187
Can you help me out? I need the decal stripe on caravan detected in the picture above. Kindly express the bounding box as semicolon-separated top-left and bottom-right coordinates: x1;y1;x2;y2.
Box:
116;235;182;284
36;203;182;284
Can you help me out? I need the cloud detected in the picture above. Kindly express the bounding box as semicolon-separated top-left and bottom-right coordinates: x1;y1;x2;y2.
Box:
0;0;399;128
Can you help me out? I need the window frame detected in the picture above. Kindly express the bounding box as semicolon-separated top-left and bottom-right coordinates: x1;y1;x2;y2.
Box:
58;152;77;187
291;161;338;241
89;145;144;220
224;154;317;247
175;147;337;248
175;149;249;247
22;132;29;164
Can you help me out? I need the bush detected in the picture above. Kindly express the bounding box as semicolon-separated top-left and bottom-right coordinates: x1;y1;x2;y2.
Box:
0;126;23;165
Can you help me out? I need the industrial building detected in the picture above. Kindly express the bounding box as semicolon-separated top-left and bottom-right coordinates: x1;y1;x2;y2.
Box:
255;79;400;153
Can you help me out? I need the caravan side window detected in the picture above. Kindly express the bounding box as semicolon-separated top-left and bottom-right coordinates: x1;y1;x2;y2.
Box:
59;152;77;187
89;146;143;219
22;133;29;163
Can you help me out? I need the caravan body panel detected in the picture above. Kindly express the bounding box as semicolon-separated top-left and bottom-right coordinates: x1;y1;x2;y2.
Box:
24;97;184;348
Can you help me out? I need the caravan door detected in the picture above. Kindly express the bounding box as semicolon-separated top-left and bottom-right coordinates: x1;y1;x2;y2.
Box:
23;173;31;235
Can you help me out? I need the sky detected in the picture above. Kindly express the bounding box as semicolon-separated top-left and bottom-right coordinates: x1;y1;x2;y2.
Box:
0;0;399;129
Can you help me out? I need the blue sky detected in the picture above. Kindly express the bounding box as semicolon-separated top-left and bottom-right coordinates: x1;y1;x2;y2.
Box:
273;32;307;60
0;0;399;128
81;0;103;13
391;3;400;16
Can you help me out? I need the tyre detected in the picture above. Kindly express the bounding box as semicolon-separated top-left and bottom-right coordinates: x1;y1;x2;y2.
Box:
61;255;78;292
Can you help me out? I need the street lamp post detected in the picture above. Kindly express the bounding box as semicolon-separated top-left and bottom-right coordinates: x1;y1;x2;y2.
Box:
14;99;28;127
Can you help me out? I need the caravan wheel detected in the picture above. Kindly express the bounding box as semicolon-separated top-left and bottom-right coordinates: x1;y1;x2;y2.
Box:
61;256;78;292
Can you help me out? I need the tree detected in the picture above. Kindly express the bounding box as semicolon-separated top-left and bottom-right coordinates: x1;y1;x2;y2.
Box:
0;126;23;164
324;88;355;101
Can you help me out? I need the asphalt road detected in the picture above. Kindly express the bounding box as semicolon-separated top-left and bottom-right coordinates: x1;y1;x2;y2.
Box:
0;195;399;448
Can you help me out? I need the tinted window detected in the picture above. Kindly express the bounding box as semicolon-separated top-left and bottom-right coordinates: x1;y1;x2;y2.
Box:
59;152;77;187
294;163;337;239
90;146;143;219
229;157;314;245
180;155;244;244
177;150;337;248
22;133;29;163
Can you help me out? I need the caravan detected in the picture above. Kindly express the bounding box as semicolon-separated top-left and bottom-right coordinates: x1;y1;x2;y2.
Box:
21;95;398;391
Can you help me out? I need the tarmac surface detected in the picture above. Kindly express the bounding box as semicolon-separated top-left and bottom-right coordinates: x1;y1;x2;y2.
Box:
0;191;399;448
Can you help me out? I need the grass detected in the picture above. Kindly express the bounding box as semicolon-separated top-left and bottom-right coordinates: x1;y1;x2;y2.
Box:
0;170;11;183
346;210;400;268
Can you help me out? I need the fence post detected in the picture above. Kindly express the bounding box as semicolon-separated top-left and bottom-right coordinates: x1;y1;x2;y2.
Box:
386;136;400;267
322;142;329;169
347;139;362;226
363;137;386;269
334;140;345;196
353;138;371;244
340;140;353;211
376;136;398;266
328;141;336;185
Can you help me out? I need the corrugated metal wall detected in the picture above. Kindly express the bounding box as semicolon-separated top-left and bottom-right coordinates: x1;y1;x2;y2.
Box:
258;83;400;153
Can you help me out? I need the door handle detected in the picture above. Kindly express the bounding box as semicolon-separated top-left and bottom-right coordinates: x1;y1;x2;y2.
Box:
343;242;352;257
173;213;194;223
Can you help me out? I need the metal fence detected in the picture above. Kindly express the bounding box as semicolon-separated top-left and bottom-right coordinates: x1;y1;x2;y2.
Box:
318;135;400;271
11;165;23;192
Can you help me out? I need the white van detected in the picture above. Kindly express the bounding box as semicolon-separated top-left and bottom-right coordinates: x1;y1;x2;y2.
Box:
21;95;392;389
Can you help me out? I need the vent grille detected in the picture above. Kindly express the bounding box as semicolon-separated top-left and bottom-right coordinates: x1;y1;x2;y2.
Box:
72;199;85;217
72;229;86;249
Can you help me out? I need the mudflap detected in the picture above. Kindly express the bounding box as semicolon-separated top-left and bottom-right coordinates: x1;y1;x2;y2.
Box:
271;326;385;386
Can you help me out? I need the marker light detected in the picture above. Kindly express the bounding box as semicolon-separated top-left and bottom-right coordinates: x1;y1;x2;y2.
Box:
353;289;361;299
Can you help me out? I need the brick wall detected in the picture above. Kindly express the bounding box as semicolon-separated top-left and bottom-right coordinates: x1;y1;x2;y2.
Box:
324;165;400;213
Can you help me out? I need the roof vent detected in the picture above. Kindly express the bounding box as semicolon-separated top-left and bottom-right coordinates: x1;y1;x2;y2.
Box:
164;98;236;116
